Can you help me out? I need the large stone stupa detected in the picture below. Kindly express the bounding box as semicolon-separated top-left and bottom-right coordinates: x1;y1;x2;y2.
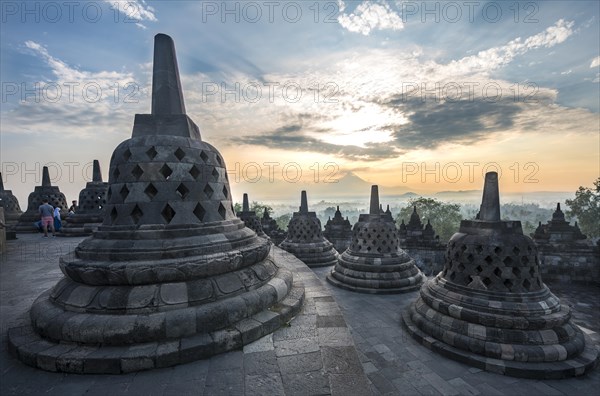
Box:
279;191;338;267
0;173;23;238
327;186;425;294
8;34;304;374
236;193;265;237
14;166;68;233
323;206;353;253
59;160;108;236
402;172;598;379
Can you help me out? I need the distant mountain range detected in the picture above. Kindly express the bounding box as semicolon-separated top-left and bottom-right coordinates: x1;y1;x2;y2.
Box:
231;171;574;206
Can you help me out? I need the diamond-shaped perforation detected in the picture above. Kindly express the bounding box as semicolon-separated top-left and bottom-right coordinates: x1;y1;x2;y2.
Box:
123;148;132;161
512;246;520;255
120;185;130;201
193;203;205;221
493;267;502;277
211;168;219;181
131;165;144;181
494;246;502;255
200;151;209;163
110;207;118;224
204;184;214;198
216;155;222;166
504;279;513;289
222;186;228;199
503;256;513;265
161;204;176;223
144;183;158;199
174;148;186;161
146;146;158;160
107;187;112;200
523;278;531;291
159;164;173;180
484;256;493;264
218;203;226;219
131;205;143;224
513;267;521;277
176;183;189;199
113;167;121;180
189;165;201;180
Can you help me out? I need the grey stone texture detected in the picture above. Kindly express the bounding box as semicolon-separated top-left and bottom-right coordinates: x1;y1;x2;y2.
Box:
0;172;23;239
261;207;287;245
14;166;68;233
398;206;446;276
1;236;369;395
59;160;109;237
279;191;338;268
323;206;353;253
327;185;425;294
403;172;599;379
7;33;305;373
532;203;600;284
237;193;266;237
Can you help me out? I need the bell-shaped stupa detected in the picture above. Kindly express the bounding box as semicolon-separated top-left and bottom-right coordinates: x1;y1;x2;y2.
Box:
327;186;425;293
59;160;109;236
14;166;68;233
0;173;23;238
402;172;598;378
261;207;286;245
279;191;338;267
323;206;353;253
236;193;265;237
8;34;304;374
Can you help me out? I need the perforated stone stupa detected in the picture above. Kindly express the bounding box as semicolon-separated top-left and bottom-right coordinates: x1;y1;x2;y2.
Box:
279;191;338;267
323;206;353;253
260;208;286;245
532;203;599;284
7;33;304;374
326;186;425;294
398;206;445;276
15;166;68;233
59;160;108;236
236;193;265;237
0;173;23;238
402;172;598;379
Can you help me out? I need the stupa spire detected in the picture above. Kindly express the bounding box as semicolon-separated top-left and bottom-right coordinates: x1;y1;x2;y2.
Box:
478;171;500;221
41;166;51;187
243;193;250;212
92;160;103;182
151;33;186;115
369;185;380;215
300;191;308;213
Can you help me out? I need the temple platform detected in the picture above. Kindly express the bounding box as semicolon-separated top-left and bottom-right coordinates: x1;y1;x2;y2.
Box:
1;235;598;395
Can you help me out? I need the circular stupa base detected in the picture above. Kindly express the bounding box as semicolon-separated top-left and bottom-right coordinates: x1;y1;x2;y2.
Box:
402;307;598;379
57;223;100;237
326;272;422;294
8;276;304;374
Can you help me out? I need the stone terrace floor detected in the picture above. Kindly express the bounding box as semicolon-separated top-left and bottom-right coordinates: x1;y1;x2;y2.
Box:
1;234;599;395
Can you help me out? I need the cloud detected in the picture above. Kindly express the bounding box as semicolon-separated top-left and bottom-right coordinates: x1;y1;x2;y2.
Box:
591;56;600;68
102;0;157;29
442;20;574;75
337;1;403;36
224;19;595;162
4;41;146;138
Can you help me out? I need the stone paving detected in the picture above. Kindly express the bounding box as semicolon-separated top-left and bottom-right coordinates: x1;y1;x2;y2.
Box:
313;266;600;396
1;234;598;395
0;235;369;395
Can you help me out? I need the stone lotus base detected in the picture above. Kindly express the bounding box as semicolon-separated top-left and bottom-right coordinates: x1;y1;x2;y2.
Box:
8;248;305;374
402;309;598;379
58;216;103;237
326;252;425;294
279;240;338;268
402;276;599;379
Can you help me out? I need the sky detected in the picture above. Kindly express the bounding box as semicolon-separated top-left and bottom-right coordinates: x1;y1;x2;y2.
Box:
1;0;599;206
